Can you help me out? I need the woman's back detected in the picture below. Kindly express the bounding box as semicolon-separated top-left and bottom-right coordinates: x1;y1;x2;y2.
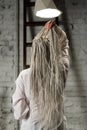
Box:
12;68;67;130
12;21;69;130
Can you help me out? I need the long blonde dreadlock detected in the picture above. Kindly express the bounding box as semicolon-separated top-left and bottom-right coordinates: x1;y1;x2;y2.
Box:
30;24;68;129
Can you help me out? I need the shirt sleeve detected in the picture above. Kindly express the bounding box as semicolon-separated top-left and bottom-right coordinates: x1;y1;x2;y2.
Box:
59;33;70;84
12;71;30;120
61;37;69;68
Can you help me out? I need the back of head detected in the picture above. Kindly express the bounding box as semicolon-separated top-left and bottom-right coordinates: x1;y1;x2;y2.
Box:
30;22;66;129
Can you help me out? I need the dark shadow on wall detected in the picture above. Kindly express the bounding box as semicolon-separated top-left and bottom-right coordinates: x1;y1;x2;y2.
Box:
54;0;87;128
62;0;87;98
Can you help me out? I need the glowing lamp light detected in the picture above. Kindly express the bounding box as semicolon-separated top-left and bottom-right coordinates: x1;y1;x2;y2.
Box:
35;0;62;18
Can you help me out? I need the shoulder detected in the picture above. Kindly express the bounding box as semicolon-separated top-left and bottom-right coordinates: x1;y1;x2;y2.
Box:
55;25;69;45
20;67;31;76
15;68;31;85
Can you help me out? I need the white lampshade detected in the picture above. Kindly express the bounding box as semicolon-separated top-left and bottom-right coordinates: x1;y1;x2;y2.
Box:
35;0;62;18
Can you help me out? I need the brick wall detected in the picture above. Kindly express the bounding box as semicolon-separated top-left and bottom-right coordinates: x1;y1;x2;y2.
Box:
64;0;87;130
0;0;18;130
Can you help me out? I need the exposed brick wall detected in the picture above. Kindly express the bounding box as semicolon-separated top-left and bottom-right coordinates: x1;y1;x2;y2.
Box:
64;0;87;130
0;0;18;130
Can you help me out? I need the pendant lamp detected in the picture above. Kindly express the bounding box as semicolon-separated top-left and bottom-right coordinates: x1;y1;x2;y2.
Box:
35;0;62;18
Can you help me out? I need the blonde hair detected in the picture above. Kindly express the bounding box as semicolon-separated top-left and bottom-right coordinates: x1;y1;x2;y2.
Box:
30;25;66;129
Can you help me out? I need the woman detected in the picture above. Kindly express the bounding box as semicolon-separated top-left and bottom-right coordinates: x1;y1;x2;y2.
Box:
12;21;70;130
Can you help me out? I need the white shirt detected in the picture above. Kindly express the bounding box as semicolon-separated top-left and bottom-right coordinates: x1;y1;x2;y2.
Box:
12;68;41;130
12;68;67;130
